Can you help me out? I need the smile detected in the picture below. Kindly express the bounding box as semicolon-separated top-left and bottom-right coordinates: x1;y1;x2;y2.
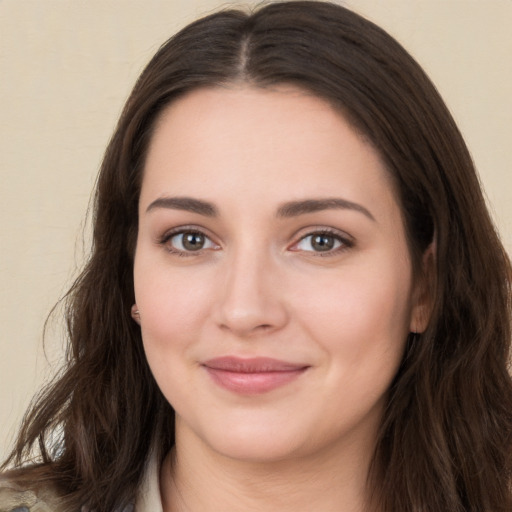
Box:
202;357;309;395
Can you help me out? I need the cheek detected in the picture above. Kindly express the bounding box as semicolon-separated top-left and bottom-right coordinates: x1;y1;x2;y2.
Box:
134;265;218;411
133;258;215;361
291;259;413;362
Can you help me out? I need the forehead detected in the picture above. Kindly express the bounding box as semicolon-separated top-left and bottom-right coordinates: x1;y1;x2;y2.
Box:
140;85;397;217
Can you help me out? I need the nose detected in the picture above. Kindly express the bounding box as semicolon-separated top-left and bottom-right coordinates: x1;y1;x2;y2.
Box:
214;248;289;338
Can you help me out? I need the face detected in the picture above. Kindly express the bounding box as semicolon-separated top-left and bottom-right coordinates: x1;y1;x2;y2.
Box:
134;86;426;464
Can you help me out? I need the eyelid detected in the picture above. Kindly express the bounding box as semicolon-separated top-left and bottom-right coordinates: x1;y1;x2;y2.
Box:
288;226;354;255
156;224;353;256
158;225;220;255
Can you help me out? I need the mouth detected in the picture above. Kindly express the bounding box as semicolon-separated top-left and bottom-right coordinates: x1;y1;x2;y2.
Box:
202;356;309;395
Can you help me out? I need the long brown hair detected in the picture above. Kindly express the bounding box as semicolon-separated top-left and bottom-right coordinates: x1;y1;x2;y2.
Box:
3;2;511;511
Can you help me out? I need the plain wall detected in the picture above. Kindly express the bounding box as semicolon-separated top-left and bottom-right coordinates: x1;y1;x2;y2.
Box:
1;0;511;459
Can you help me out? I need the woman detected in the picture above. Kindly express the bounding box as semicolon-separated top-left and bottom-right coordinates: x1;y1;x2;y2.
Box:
1;1;511;511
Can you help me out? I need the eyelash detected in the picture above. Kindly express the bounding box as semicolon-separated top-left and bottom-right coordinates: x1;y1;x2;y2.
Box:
290;228;354;257
158;227;218;257
158;226;353;257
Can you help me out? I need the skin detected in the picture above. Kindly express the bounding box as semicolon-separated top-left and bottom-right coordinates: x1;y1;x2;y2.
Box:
133;86;429;511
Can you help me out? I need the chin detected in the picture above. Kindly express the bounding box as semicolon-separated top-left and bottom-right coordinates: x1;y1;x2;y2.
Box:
209;432;307;464
181;412;314;464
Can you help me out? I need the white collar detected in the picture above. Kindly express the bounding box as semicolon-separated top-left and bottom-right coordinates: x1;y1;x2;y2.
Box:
135;452;164;512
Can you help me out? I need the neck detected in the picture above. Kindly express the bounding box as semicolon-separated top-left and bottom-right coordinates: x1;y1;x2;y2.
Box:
160;425;379;512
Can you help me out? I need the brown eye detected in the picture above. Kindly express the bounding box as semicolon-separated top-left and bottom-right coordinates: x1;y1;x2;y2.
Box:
181;232;205;251
294;231;348;254
311;234;336;251
167;231;217;253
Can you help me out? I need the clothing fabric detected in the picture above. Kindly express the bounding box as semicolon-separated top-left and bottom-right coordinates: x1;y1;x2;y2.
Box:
135;453;163;512
0;478;60;512
0;456;163;512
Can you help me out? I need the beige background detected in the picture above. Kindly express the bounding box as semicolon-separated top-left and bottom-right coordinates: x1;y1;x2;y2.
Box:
1;0;511;459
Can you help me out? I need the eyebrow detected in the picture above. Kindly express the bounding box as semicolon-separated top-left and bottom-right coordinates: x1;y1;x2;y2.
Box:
146;196;218;216
145;195;375;221
276;198;375;221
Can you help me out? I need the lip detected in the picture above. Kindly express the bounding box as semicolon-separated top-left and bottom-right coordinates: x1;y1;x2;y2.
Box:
202;357;309;395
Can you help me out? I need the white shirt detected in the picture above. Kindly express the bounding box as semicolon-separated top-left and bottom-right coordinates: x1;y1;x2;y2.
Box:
135;454;164;512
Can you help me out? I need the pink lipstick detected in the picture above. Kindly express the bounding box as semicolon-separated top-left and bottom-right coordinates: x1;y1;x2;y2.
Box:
202;357;308;395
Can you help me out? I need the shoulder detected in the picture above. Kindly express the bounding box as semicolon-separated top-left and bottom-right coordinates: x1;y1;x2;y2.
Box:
0;474;64;512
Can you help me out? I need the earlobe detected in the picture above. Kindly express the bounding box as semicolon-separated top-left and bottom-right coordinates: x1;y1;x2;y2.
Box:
410;241;436;334
131;304;141;325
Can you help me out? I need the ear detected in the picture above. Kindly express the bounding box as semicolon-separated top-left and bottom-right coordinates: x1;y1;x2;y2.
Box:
131;304;141;325
410;241;436;334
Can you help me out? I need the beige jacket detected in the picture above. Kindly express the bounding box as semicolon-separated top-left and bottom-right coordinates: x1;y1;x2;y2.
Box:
0;457;162;512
